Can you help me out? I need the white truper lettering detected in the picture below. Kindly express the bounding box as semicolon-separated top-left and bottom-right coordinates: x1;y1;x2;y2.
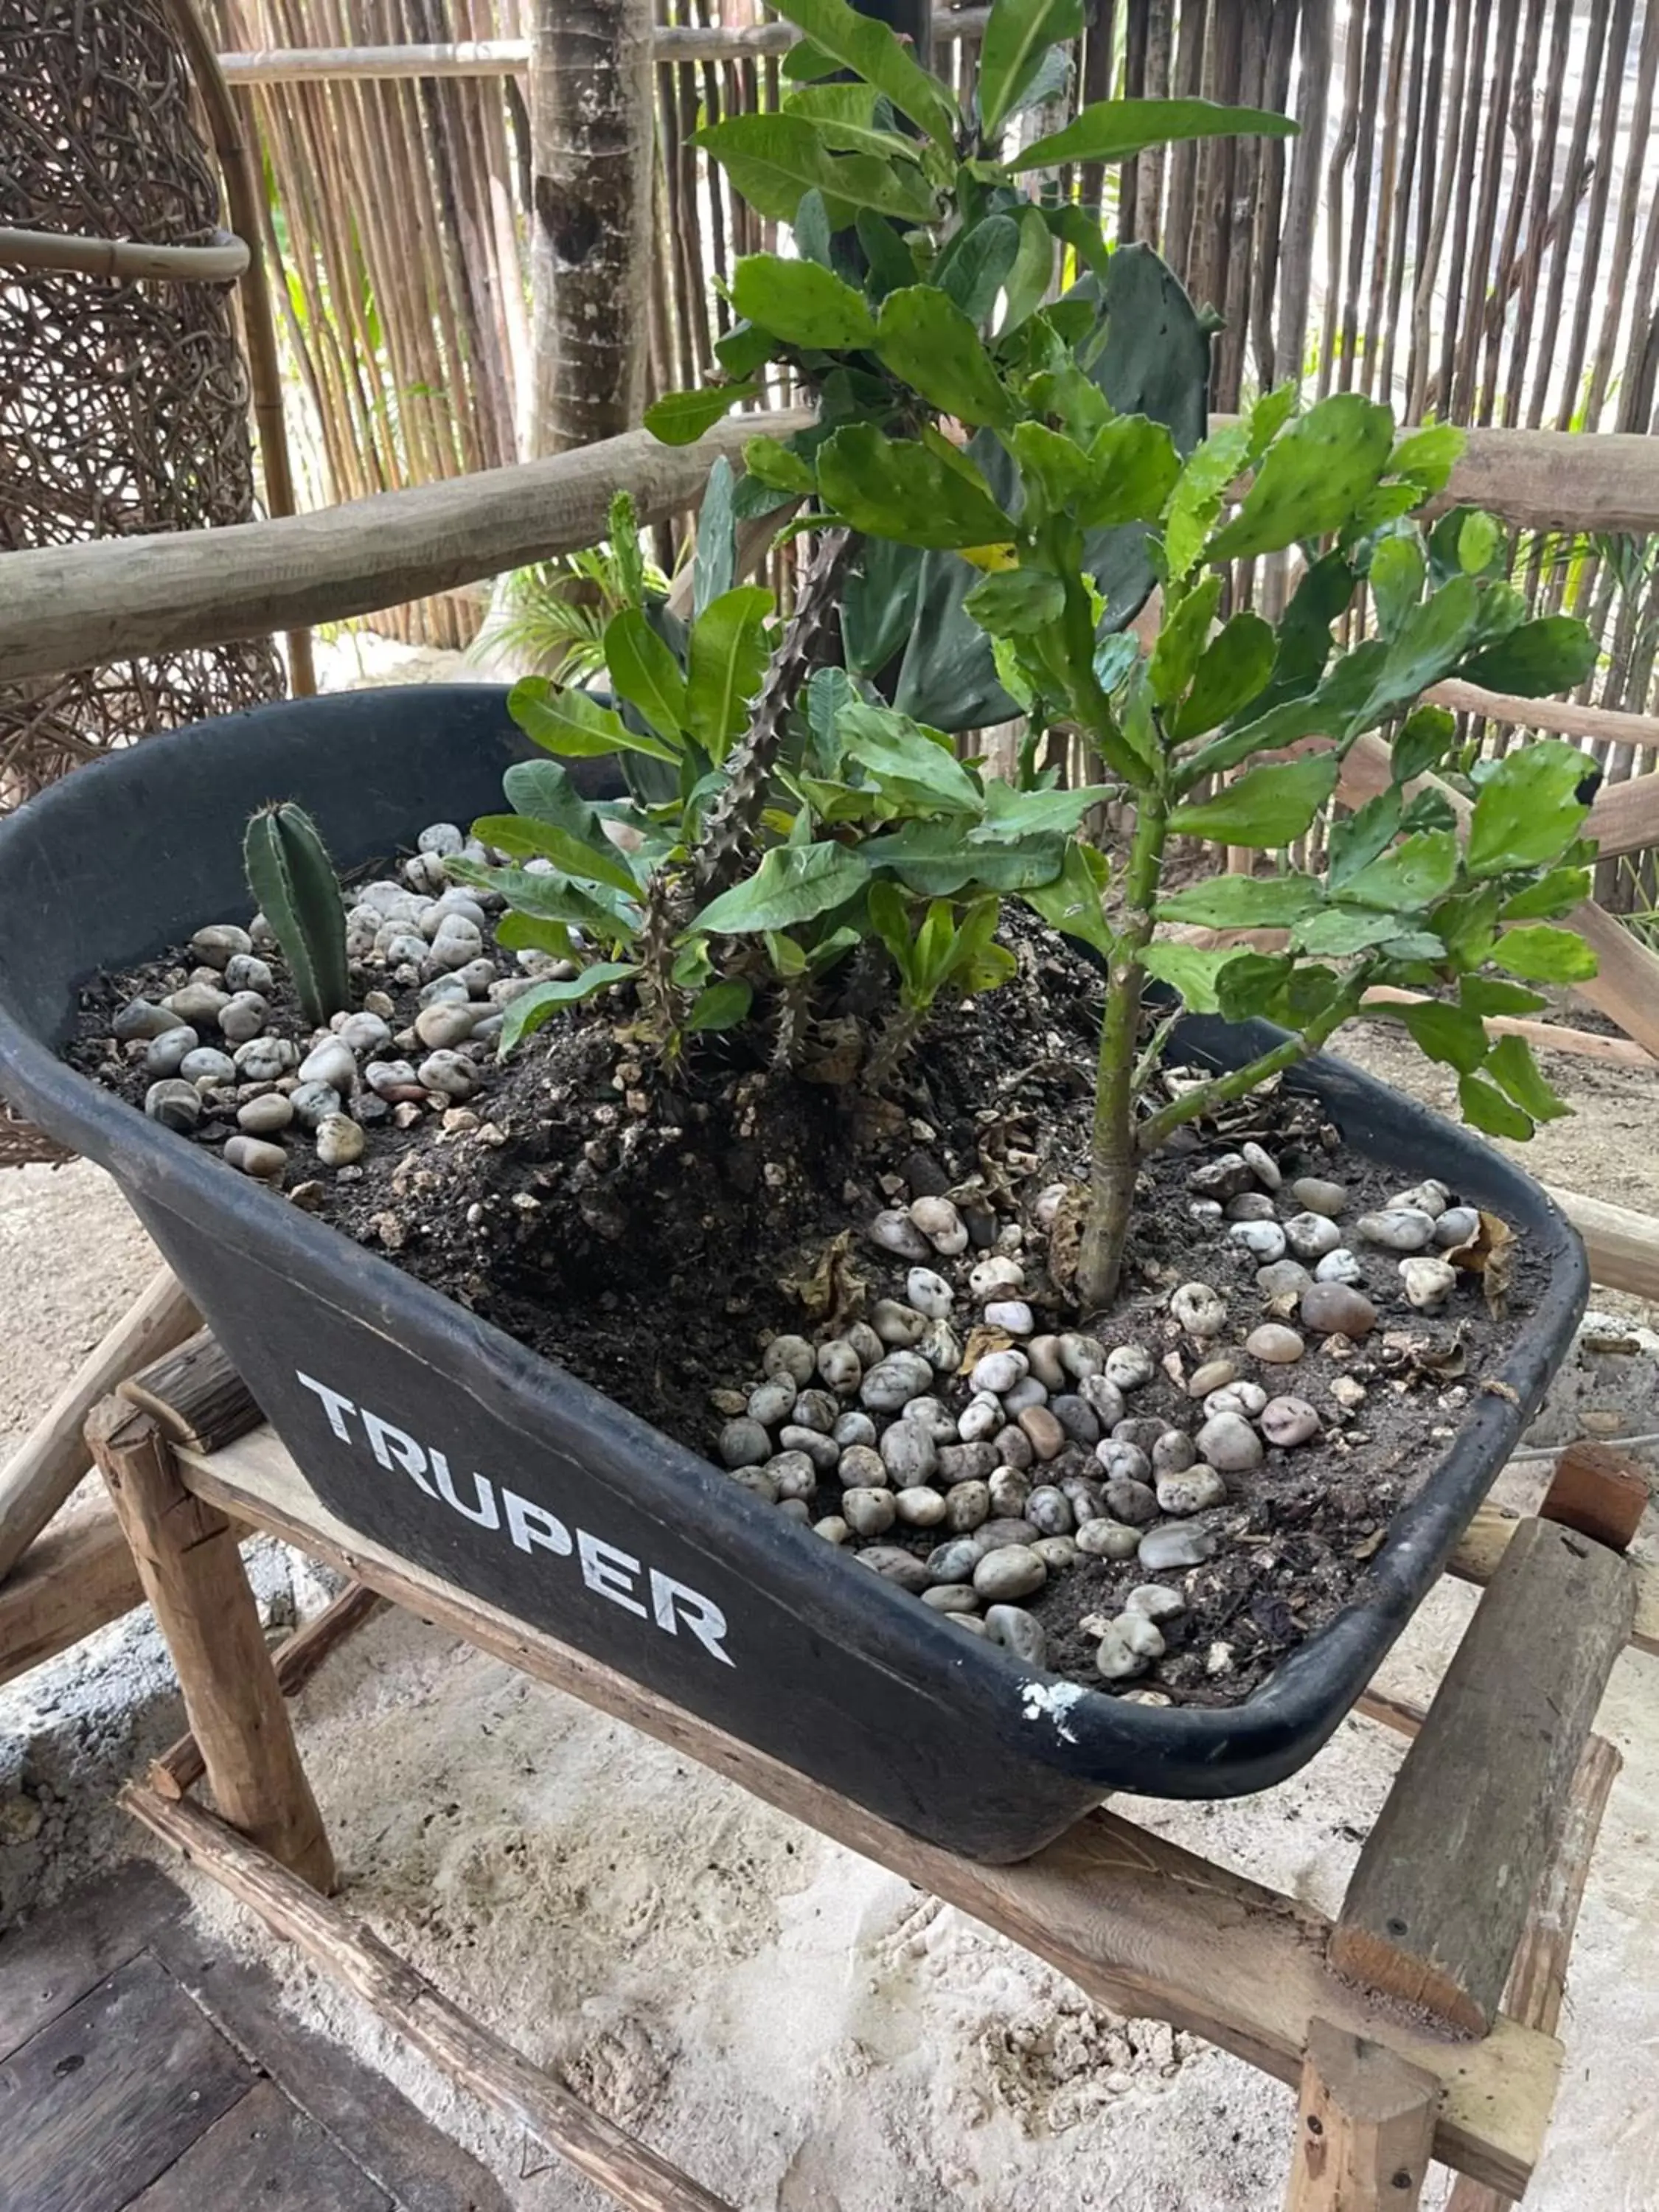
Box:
296;1371;358;1442
650;1571;734;1666
361;1408;437;1498
578;1531;647;1617
503;1489;573;1558
430;1448;498;1529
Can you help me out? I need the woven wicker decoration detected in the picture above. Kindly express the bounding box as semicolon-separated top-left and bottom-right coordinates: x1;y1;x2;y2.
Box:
0;0;283;807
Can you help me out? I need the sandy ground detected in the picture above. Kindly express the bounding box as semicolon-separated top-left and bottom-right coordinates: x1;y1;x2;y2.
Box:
4;641;1658;2211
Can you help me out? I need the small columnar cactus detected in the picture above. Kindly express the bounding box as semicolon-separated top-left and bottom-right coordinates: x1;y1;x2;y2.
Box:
243;801;350;1028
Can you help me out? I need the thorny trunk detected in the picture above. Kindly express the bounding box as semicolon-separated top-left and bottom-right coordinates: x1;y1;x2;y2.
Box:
527;0;653;455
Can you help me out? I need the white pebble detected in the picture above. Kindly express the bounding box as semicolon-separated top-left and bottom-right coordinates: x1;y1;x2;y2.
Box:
969;1254;1024;1299
1313;1248;1363;1284
1105;1344;1154;1391
1391;1179;1450;1218
971;1349;1029;1395
298;1038;357;1093
1435;1206;1481;1249
984;1298;1034;1337
1228;1219;1287;1262
1356;1208;1436;1253
871;1208;931;1260
1400;1255;1458;1310
958;1394;1004;1443
1241;1141;1281;1190
905;1267;954;1319
314;1113;365;1168
418;1050;477;1099
1284;1211;1342;1261
1169;1283;1227;1338
909;1194;967;1254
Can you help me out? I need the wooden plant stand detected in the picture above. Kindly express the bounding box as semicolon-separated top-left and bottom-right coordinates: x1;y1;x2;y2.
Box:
85;1336;1656;2212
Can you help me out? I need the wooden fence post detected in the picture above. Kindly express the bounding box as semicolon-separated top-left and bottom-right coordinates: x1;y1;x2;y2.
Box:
528;0;655;455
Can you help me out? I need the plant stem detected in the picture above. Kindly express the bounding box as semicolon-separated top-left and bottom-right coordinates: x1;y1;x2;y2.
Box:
1075;787;1167;1310
1133;984;1368;1158
863;999;929;1092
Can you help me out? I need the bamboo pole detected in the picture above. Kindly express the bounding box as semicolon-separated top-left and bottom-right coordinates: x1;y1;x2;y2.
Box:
0;226;249;282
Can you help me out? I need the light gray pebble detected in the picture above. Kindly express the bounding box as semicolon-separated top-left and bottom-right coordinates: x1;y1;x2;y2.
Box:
144;1079;201;1133
779;1425;840;1474
114;998;184;1043
747;1378;797;1427
1391;1178;1450;1218
976;1517;1043;1552
1060;1474;1105;1521
361;879;419;914
791;1389;838;1434
1300;1281;1379;1337
1094;1622;1150;1679
1400;1255;1458;1310
944;1480;990;1532
984;1604;1046;1666
1095;1439;1151;1485
1242;1141;1281;1190
871;1208;931;1260
418;821;465;858
837;1445;888;1489
1157;1464;1227;1514
729;1467;779;1504
1203;1381;1268;1419
905;1266;953;1318
947;1615;988;1635
1151;1429;1197;1475
418;973;470;1007
223;954;274;996
418;1050;477;1100
1189;1152;1254;1200
1078;1374;1127;1427
894;1486;947;1528
1313;1247;1363;1285
927;1536;985;1583
973;1545;1046;1602
832;1412;877;1450
1229;1220;1287;1262
872;1298;928;1348
1290;1176;1348;1217
902;1397;959;1443
289;1081;341;1131
968;1254;1023;1298
842;1488;897;1537
814;1516;850;1545
314;1113;365;1168
165;982;229;1029
988;1465;1031;1518
860;1352;933;1412
1125;1584;1186;1622
1170;1282;1228;1338
1001;1375;1048;1418
1188;1356;1240;1398
1435;1206;1480;1248
957;1394;1003;1443
861;1545;934;1593
1026;1485;1073;1536
234;1036;298;1082
1356;1207;1436;1253
1284;1211;1343;1261
922;1584;980;1613
992;1426;1033;1471
1225;1191;1278;1221
915;1320;959;1375
236;1092;293;1136
298;1039;357;1093
382;931;428;970
1256;1258;1314;1300
1050;1395;1101;1446
1138;1522;1217;1572
817;1340;862;1394
189;923;252;969
1262;1395;1321;1447
414;1001;477;1050
1113;1416;1167;1453
1189;1199;1224;1225
1076;1519;1142;1561
223;1134;286;1181
1105;1344;1154;1391
764;1334;816;1387
939;1441;998;1484
718;1417;771;1469
880;1423;937;1484
365;1059;420;1099
218;992;270;1045
426;917;484;971
489;976;538;1008
971;1349;1028;1396
1245;1324;1304;1364
846;1322;885;1369
180;1046;235;1085
1195;1411;1262;1472
1025;1335;1065;1389
1057;1332;1107;1380
144;1026;199;1077
984;1298;1034;1337
1119;1613;1167;1660
425;895;488;940
1032;1536;1079;1571
778;1496;813;1527
765;1452;819;1501
909;1194;967;1254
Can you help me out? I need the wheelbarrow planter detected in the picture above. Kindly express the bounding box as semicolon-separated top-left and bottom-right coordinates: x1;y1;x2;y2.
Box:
0;687;1588;1863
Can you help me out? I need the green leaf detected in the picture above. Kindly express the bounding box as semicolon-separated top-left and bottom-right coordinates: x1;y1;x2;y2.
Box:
1393;703;1457;784
1290;905;1410;957
714;321;775;380
1494;924;1598;983
1500;866;1592;921
1150;573;1222;706
779;83;926;162
643;380;761;445
1009;420;1093;514
1352;574;1481;728
1139;942;1231;1014
1467;740;1597;877
962;563;1065;636
686;585;773;759
466;863;640;941
501;758;603;843
469;815;641;900
765;0;959;145
1167;751;1340;847
1020;839;1114;957
805;665;854;774
1012;97;1297;173
693;113;939;225
1215;952;1296;1023
1079;414;1182;527
980;0;1084;135
1461;975;1547;1018
685;979;754;1032
817;423;1013;549
603;608;689;740
1458;1069;1534;1141
874;287;1015;427
1246;380;1300;460
938;212;1022;324
855;206;922;299
1486;1033;1571;1121
1000;203;1056;330
1388;422;1466;495
1326;788;1402;890
693;841;872;933
1341;828;1459;911
742;436;815;496
976;779;1114;837
866;818;1065;894
729;252;877;349
838;700;984;812
1206;392;1396;562
1457;509;1502;574
498;964;640;1057
1368;533;1425;636
1156;872;1324;928
1164;423;1251;580
866;877;917;981
1457;614;1599;695
495;910;576;961
1172;611;1275;739
509;678;678;765
695;457;737;615
1397;998;1489;1074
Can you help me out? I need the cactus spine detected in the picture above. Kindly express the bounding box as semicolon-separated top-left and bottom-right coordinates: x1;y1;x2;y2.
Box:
243;801;350;1027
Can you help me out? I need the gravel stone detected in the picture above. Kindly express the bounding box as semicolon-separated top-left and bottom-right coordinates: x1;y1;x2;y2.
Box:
1400;1255;1458;1310
1186;1356;1239;1399
1290;1177;1348;1217
908;1194;967;1254
836;1445;888;1489
790;1388;838;1433
1203;1381;1267;1419
365;1058;419;1099
415;1001;478;1050
987;1465;1032;1517
1025;1484;1073;1536
880;1422;938;1484
1188;1152;1253;1200
1157;1464;1227;1514
927;1537;985;1583
1025;1335;1065;1389
1245;1324;1304;1364
1391;1178;1450;1218
1033;1536;1080;1572
832;1411;877;1449
973;1545;1047;1602
984;1298;1034;1337
417;1050;477;1100
114;998;185;1043
1125;1584;1186;1622
905;1266;954;1319
1138;1523;1216;1572
143;1079;200;1133
1225;1191;1278;1222
1104;1344;1155;1391
1284;1211;1343;1261
189;924;253;969
938;1441;998;1484
1018;1405;1065;1461
992;1425;1033;1470
765;1452;818;1501
218;992;270;1045
1077;1374;1127;1427
764;1334;817;1386
166;981;230;1029
1313;1248;1364;1285
902;1396;958;1443
223;1134;286;1181
747;1378;797;1427
778;1425;840;1474
918;1320;961;1373
1001;1376;1048;1418
921;1585;980;1613
1241;1141;1281;1190
970;1349;1029;1395
1229;1219;1287;1262
843;1489;898;1537
290;1080;343;1131
1256;1259;1314;1301
1300;1281;1380;1338
944;1481;991;1532
1151;1429;1197;1475
857;1544;931;1590
871;1208;931;1260
816;1340;862;1394
1434;1206;1481;1248
718;1417;771;1469
1076;1520;1142;1561
1356;1207;1436;1253
1050;1394;1102;1446
1194;1411;1262;1472
1057;1332;1107;1380
954;1393;1004;1440
143;1026;198;1077
178;1046;235;1086
984;1604;1046;1666
894;1486;947;1528
1096;1439;1152;1486
968;1254;1024;1299
1169;1282;1227;1338
871;1298;928;1348
314;1113;366;1168
860;1352;934;1412
236;1093;294;1135
1261;1395;1321;1447
813;1517;850;1544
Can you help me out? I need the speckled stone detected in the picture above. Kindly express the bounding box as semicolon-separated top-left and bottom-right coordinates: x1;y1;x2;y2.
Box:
1300;1281;1379;1338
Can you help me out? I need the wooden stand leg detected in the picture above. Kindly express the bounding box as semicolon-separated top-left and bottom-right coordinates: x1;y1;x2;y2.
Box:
86;1398;335;1892
1284;2019;1439;2211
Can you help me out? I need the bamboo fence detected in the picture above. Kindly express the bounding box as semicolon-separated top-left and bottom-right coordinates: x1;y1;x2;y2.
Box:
205;0;1659;901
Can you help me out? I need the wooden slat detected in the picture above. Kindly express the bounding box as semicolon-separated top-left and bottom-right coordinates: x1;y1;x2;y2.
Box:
1332;1518;1633;2034
0;1860;185;2063
128;2078;392;2212
1452;1502;1659;1655
1283;2018;1439;2212
170;1425;1559;2199
0;1265;198;1585
1428;675;1659;752
120;1329;265;1454
0;1501;145;1691
1545;1186;1659;1304
0;411;810;687
1540;1441;1650;1552
1360;987;1657;1069
1580;764;1659;860
124;1788;737;2212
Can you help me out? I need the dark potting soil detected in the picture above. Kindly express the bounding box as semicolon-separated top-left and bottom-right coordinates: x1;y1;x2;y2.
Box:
70;898;1548;1708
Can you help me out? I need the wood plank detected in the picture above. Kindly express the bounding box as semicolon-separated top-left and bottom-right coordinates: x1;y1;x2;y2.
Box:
120;1330;265;1455
1548;1186;1659;1303
1427;675;1659;753
87;1402;334;1891
1583;764;1659;858
0;1500;145;1690
1283;2019;1439;2212
0;411;812;687
1450;1503;1659;1656
0;1861;185;2062
147;1919;513;2212
0;1266;198;1585
1332;1519;1633;2034
1430;425;1659;533
1540;1441;1651;1551
1444;1735;1622;2212
150;1581;384;1800
0;1951;251;2212
1360;987;1656;1070
126;2077;391;2212
173;1426;1561;2199
125;1789;737;2212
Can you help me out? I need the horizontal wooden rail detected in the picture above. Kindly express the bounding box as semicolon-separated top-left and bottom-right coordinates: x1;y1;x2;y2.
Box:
0;412;810;686
1428;676;1659;754
215;13;992;80
0;224;248;284
1545;1187;1659;1304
